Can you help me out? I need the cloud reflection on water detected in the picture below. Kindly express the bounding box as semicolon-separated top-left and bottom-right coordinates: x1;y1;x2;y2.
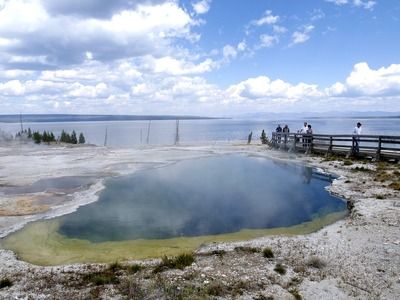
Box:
58;155;346;242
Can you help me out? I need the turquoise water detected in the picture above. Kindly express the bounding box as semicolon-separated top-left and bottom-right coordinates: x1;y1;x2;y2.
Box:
58;155;346;242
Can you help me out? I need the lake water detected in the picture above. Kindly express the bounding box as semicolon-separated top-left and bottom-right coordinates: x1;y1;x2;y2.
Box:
1;118;399;147
57;155;346;242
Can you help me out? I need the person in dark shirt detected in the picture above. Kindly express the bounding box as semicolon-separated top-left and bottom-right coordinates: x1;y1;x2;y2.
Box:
276;124;282;143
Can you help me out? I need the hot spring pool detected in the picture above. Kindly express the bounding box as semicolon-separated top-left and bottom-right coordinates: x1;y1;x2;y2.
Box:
1;155;347;265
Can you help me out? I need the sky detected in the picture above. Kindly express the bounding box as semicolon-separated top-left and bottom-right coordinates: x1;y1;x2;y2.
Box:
0;0;399;116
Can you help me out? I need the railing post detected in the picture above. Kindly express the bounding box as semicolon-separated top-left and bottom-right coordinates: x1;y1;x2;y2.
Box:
347;136;355;158
283;132;288;150
376;136;382;161
328;136;333;155
292;134;297;152
305;134;313;155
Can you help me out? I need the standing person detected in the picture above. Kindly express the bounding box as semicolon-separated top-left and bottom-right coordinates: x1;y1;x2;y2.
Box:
282;124;290;145
276;124;282;143
247;131;253;144
353;122;362;153
300;122;308;148
306;124;313;148
300;122;308;134
283;124;290;133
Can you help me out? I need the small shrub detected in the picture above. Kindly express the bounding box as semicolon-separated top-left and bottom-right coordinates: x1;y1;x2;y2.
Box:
274;263;286;275
289;288;302;300
83;272;119;286
343;160;353;166
352;166;371;172
0;278;13;289
231;280;251;296
293;265;306;274
253;295;274;300
211;249;226;256
153;253;195;273
262;247;274;258
235;246;260;253
127;264;144;274
306;256;326;269
389;181;400;190
108;261;124;273
173;253;195;269
206;280;228;296
290;277;302;285
119;277;145;299
375;171;392;182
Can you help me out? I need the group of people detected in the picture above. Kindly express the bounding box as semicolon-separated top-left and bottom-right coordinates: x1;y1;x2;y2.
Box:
274;121;363;152
275;122;313;146
275;122;313;135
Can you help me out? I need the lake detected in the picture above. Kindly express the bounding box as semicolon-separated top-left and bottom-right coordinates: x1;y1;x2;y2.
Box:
1;117;399;147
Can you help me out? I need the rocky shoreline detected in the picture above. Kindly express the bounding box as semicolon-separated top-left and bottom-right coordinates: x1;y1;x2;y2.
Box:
0;142;399;299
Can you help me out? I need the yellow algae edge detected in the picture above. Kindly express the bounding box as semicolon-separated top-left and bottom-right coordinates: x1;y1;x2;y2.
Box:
0;210;347;266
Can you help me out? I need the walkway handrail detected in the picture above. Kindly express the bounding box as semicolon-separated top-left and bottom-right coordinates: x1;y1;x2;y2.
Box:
270;132;400;160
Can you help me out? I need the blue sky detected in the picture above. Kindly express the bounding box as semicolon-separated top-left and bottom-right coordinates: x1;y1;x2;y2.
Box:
0;0;399;116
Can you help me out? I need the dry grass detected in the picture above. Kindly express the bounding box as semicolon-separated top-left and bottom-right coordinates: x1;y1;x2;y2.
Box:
262;247;274;258
306;256;326;269
153;253;195;273
274;263;287;275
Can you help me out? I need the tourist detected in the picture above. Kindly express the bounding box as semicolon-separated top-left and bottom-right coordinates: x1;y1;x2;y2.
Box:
353;122;362;153
306;124;313;148
247;131;253;144
282;124;290;144
299;122;308;148
283;124;290;133
276;124;282;143
300;122;308;134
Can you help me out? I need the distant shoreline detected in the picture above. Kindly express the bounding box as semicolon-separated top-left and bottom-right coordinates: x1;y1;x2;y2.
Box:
306;115;400;119
0;114;227;123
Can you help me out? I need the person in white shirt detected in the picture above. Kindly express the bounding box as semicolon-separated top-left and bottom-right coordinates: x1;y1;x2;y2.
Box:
353;122;362;135
300;122;308;148
353;122;362;152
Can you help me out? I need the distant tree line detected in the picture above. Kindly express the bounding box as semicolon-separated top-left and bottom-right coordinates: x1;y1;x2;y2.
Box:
16;128;86;145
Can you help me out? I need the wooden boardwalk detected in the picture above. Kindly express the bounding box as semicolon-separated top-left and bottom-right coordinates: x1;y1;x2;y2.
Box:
271;132;400;161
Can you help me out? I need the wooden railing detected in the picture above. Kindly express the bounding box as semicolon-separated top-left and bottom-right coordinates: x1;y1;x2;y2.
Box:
271;132;400;160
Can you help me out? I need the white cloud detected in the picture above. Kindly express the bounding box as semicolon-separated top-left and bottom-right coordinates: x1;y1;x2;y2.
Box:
192;0;211;15
327;62;400;96
353;0;376;10
258;35;279;48
68;82;110;98
226;76;322;101
0;69;35;79
237;41;247;52
326;0;376;10
273;25;287;34
222;45;238;60
325;0;348;5
311;9;325;21
0;0;196;68
290;25;314;46
0;80;25;96
145;56;217;75
251;10;280;26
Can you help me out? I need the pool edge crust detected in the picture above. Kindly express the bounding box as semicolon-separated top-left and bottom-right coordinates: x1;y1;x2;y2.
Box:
1;210;347;266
